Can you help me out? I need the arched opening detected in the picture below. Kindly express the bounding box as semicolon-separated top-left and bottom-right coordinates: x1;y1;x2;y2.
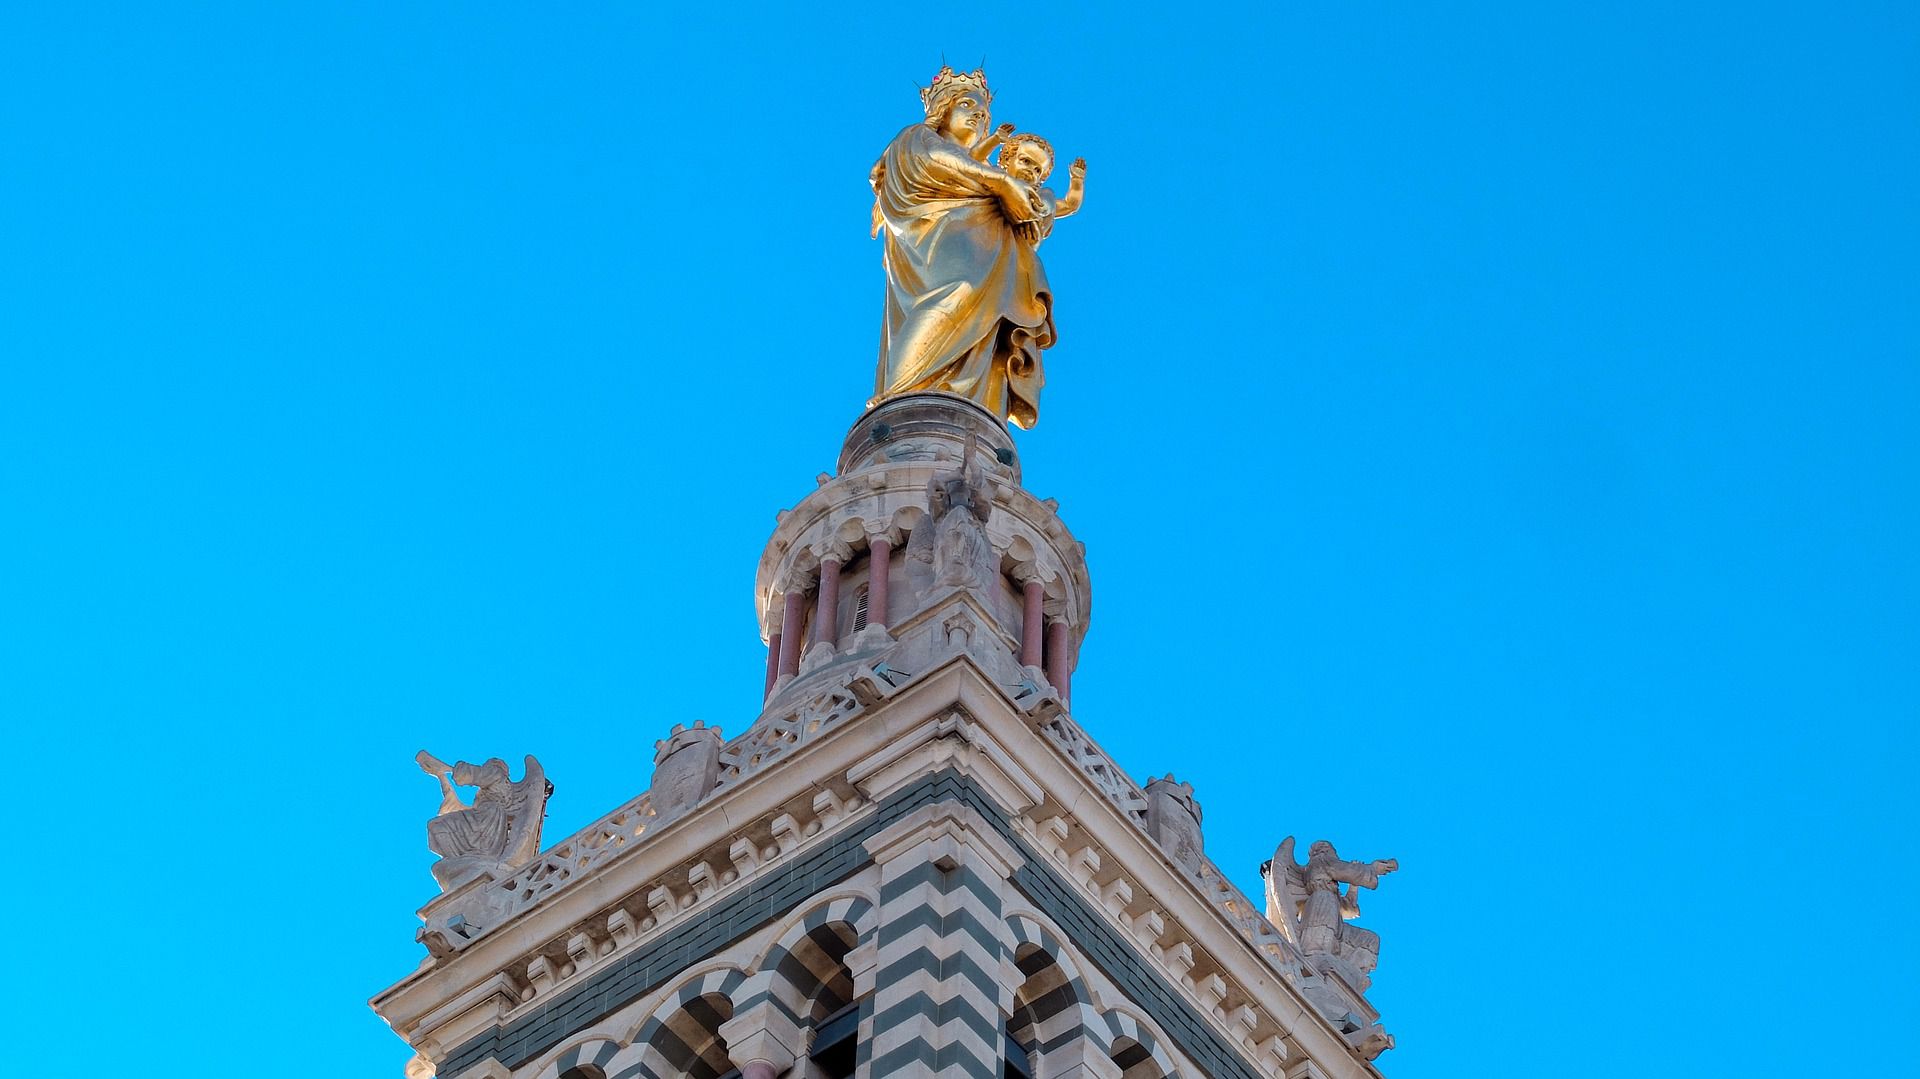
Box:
770;919;859;1079
556;1067;605;1079
641;991;736;1079
1109;1035;1171;1079
1005;943;1084;1078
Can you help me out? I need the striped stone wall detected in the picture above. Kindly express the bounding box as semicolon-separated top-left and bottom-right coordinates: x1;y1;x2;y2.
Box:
437;769;1275;1079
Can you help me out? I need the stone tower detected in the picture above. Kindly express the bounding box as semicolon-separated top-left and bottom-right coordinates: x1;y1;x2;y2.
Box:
372;391;1400;1079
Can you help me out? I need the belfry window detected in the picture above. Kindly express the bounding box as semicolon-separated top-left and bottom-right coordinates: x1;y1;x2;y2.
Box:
810;1001;859;1079
852;585;871;633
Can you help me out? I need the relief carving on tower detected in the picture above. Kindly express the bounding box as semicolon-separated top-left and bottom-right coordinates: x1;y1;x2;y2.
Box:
926;438;1000;593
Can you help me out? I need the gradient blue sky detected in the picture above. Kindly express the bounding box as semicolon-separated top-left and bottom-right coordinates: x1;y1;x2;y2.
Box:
4;4;1915;1076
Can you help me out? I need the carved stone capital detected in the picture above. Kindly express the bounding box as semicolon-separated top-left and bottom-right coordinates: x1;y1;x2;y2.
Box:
719;1001;807;1077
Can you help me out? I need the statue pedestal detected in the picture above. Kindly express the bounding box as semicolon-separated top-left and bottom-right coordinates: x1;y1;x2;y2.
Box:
840;391;1019;481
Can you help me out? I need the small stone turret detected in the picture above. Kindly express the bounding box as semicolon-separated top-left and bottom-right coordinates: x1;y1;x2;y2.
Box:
650;721;724;820
1144;774;1204;874
754;392;1091;713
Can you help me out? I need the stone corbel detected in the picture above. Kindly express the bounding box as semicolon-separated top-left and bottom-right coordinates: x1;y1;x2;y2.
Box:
770;810;808;855
1258;1033;1294;1067
565;931;598;972
1165;941;1195;981
728;836;763;879
525;955;558;996
1134;908;1167;959
607;908;639;947
1196;972;1228;1016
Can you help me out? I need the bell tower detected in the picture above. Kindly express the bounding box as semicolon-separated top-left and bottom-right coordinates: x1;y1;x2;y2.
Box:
372;393;1400;1079
372;66;1401;1079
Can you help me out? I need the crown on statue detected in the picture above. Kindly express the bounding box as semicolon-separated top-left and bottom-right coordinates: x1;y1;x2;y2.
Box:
921;65;993;118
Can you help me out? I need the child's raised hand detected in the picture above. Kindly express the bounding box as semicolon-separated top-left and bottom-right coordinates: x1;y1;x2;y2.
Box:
1069;157;1087;177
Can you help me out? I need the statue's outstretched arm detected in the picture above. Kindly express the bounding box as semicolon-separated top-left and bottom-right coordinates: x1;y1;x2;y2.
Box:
1333;856;1398;889
1056;159;1086;218
416;750;464;815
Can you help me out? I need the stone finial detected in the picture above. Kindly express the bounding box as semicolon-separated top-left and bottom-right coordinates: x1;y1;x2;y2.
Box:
1144;774;1204;875
650;721;725;820
416;751;553;891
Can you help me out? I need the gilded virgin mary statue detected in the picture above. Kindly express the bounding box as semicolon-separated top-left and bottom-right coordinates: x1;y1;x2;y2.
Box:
869;67;1068;429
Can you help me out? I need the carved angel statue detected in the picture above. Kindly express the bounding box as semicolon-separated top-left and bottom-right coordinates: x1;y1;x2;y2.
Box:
416;751;552;890
1263;837;1398;988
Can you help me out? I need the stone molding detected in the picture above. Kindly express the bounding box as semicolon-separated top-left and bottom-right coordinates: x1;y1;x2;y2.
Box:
400;764;1378;1079
376;656;1382;1079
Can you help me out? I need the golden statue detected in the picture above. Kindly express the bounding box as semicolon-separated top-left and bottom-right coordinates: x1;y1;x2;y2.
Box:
869;67;1087;429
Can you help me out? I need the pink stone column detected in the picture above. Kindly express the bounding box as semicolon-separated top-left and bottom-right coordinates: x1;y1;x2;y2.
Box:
776;590;806;680
814;557;843;648
763;628;781;700
1020;578;1045;668
867;537;892;629
1045;619;1073;705
739;1065;779;1079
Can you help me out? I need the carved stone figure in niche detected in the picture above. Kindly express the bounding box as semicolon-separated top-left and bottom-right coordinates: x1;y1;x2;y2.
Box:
927;439;997;592
1263;836;1398;985
416;751;552;890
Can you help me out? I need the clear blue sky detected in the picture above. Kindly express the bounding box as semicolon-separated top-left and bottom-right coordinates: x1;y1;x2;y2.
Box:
4;4;1915;1076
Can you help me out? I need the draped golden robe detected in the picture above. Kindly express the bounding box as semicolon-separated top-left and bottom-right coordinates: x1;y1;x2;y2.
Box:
872;124;1055;429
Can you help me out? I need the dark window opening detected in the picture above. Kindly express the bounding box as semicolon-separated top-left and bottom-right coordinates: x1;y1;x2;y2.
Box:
811;1001;860;1079
1002;1026;1033;1079
852;585;870;633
